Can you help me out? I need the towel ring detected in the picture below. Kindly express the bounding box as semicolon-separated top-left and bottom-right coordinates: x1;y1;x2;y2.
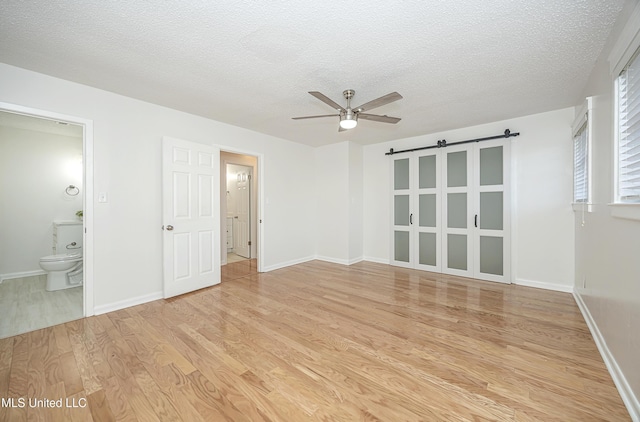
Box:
66;185;80;196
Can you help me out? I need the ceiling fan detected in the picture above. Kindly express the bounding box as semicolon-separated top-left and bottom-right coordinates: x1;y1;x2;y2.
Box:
292;90;403;131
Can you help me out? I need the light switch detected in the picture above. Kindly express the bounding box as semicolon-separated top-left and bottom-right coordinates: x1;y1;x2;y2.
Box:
98;192;108;203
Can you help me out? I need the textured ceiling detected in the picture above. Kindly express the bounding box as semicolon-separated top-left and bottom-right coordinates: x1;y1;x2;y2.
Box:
0;0;626;147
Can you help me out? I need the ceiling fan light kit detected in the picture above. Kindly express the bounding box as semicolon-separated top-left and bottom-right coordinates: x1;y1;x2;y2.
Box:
339;111;358;129
293;89;402;132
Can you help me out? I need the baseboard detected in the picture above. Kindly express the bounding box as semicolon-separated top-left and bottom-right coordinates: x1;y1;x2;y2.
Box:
363;256;390;265
513;277;574;293
574;291;640;421
315;255;364;266
262;255;366;272
0;269;46;284
261;256;316;272
94;291;163;316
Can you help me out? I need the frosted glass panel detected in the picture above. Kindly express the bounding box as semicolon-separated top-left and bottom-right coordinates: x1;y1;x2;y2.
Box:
394;159;410;190
394;231;410;262
419;155;437;189
480;236;503;275
447;234;467;270
419;194;436;227
447;151;467;187
480;146;503;186
394;195;410;226
480;192;503;230
419;232;436;266
447;193;467;228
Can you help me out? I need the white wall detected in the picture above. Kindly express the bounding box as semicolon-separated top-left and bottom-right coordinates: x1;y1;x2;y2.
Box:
314;142;350;263
0;63;316;309
0;125;82;279
314;141;364;265
348;142;363;263
572;0;640;417
363;108;575;290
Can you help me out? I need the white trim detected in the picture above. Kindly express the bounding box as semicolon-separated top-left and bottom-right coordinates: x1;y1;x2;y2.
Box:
94;291;163;316
363;256;390;265
573;291;640;421
261;256;315;272
609;2;640;77
0;101;94;317
513;278;574;293
315;255;364;266
573;97;593;205
0;270;46;284
218;144;265;273
609;203;640;221
510;139;518;284
572;103;588;137
572;202;594;213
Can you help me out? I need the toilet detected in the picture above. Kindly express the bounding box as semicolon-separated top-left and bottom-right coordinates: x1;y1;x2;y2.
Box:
39;251;83;291
39;221;84;291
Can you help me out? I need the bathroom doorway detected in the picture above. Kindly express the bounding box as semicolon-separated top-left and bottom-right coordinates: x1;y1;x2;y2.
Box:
0;103;93;338
221;151;258;267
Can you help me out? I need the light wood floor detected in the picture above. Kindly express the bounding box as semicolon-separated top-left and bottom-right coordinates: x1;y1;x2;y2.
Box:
0;260;630;421
0;275;83;339
227;252;250;264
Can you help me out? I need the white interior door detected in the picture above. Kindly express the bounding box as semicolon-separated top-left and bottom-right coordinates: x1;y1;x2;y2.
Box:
415;151;441;272
391;156;414;268
230;164;251;258
390;140;510;284
442;145;474;278
162;136;220;298
473;140;510;283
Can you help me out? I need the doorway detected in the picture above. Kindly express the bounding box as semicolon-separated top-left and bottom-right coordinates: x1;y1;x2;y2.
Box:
221;151;258;266
0;103;94;338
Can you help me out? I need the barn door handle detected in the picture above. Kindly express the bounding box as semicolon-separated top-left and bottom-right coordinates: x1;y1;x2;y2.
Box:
474;214;478;228
409;213;413;225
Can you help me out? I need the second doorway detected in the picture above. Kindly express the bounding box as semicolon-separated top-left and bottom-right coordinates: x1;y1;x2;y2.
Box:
222;152;258;265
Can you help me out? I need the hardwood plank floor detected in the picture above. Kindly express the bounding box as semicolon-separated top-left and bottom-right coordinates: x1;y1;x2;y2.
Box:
0;260;630;421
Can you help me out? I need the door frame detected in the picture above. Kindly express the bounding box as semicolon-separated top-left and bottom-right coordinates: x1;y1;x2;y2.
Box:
226;162;253;259
220;146;264;273
0;101;95;316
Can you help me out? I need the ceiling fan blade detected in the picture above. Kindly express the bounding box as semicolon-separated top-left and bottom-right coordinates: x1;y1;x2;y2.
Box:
354;92;403;112
292;114;339;120
358;113;401;124
308;91;345;111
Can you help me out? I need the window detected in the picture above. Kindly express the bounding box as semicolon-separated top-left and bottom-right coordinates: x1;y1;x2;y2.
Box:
616;47;640;203
572;97;591;209
573;120;589;203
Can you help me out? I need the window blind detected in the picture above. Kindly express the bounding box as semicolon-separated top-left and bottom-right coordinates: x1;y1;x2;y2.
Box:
573;121;588;203
617;47;640;201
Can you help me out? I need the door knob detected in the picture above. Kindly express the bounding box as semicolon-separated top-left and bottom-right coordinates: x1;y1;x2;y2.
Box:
166;225;174;231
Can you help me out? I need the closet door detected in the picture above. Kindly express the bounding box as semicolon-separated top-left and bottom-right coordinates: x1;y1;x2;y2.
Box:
415;151;441;272
389;140;510;284
391;156;413;268
442;144;474;278
474;140;510;283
